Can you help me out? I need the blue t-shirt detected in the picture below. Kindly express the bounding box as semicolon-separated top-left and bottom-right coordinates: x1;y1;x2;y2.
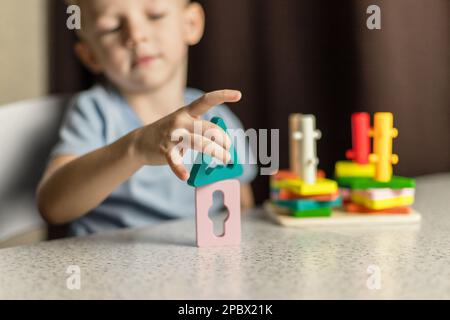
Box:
50;85;258;236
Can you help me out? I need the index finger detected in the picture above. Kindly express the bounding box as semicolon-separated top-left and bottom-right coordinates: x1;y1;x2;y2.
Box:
186;90;242;118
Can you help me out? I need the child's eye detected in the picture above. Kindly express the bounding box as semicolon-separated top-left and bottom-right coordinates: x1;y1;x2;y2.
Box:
100;24;122;36
108;24;122;33
148;12;167;21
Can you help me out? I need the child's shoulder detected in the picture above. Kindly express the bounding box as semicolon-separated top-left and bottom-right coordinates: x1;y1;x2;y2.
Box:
62;84;129;129
69;84;119;111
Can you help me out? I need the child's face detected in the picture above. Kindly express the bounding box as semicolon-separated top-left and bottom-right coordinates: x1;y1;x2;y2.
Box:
76;0;204;93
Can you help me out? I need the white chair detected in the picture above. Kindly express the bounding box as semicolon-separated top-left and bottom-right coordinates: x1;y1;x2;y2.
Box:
0;96;69;248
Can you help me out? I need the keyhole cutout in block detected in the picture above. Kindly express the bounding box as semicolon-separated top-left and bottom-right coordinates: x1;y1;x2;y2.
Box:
208;191;230;237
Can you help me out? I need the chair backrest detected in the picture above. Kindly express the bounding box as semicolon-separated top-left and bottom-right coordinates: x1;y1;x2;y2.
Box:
0;96;68;201
0;96;69;242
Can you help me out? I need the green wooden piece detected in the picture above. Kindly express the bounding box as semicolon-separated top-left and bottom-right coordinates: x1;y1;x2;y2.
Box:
336;176;416;190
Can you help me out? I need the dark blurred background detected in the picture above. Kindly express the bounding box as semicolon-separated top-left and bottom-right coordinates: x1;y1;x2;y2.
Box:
49;0;450;205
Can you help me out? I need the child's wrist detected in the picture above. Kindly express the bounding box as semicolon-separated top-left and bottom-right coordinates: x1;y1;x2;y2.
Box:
128;128;147;167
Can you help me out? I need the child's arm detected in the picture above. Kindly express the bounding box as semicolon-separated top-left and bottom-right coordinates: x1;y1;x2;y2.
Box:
37;90;241;225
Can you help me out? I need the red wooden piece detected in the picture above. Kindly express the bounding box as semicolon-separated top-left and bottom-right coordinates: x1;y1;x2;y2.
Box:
346;112;371;165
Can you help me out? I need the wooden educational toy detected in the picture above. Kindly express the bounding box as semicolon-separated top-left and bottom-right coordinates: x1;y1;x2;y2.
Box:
196;179;241;247
189;117;242;247
265;201;421;227
188;117;243;188
268;114;342;220
345;203;411;214
333;112;419;219
296;115;322;184
289;114;302;176
346;112;371;164
266;112;421;228
335;161;375;178
369;112;399;182
336;175;416;190
351;193;415;210
275;197;342;212
334;111;376;191
272;178;338;197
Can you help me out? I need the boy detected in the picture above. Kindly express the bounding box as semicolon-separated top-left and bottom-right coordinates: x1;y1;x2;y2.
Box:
37;0;257;236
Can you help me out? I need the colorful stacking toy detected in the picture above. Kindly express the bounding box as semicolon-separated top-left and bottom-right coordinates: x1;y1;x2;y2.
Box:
270;114;342;218
335;112;416;214
189;117;243;247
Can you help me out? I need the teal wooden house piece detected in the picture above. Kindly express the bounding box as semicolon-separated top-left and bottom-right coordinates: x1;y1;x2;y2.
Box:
187;117;243;187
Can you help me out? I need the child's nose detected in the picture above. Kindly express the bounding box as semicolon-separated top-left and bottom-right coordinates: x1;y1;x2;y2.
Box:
124;21;149;47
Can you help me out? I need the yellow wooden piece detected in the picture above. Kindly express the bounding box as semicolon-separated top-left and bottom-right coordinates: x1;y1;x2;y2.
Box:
351;194;414;210
369;113;399;182
335;161;375;178
272;178;338;196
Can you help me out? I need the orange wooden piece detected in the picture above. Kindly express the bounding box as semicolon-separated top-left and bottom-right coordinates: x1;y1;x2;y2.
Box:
272;170;326;181
345;203;411;214
277;189;340;201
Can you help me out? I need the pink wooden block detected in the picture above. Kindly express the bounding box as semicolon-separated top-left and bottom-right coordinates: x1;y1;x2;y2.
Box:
195;179;241;247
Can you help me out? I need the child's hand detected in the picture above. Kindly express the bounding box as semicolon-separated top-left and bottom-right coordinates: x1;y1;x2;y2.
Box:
133;90;242;181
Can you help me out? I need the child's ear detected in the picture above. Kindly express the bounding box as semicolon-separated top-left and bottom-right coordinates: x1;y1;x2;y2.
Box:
74;42;103;74
183;2;205;46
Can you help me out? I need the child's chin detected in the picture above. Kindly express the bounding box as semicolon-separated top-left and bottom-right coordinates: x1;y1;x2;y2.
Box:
126;79;167;93
138;74;172;89
118;70;172;92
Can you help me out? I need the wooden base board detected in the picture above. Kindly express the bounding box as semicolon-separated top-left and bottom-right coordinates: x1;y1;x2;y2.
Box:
264;201;422;228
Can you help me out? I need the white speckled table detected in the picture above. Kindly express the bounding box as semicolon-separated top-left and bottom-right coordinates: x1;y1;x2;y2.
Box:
1;174;449;300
